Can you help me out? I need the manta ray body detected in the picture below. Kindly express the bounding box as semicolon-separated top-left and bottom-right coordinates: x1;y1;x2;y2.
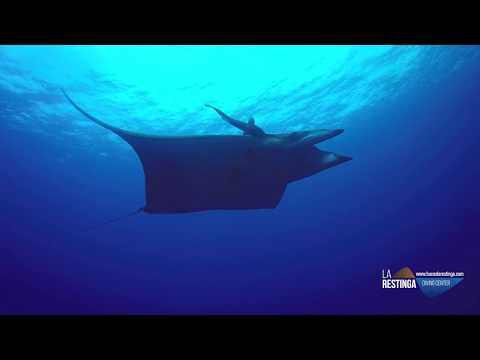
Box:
63;91;352;214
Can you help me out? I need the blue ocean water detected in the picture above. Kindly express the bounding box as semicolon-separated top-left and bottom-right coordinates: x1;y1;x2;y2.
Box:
0;45;479;314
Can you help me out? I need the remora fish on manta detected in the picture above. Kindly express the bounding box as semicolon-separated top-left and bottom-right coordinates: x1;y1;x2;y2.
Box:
62;90;352;214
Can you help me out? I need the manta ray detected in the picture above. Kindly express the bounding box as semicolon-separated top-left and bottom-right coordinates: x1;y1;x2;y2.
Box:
62;90;351;214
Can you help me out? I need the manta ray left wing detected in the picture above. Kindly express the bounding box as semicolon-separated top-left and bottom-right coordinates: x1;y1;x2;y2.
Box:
63;91;287;213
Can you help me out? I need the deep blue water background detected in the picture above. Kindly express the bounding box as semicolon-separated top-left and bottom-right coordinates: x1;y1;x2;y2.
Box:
0;46;479;314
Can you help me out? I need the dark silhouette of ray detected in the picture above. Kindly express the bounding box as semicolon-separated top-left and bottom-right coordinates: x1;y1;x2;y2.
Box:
62;89;351;215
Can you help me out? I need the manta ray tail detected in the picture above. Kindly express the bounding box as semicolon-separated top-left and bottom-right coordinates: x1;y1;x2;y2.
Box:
205;104;239;127
77;206;145;234
205;104;266;137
